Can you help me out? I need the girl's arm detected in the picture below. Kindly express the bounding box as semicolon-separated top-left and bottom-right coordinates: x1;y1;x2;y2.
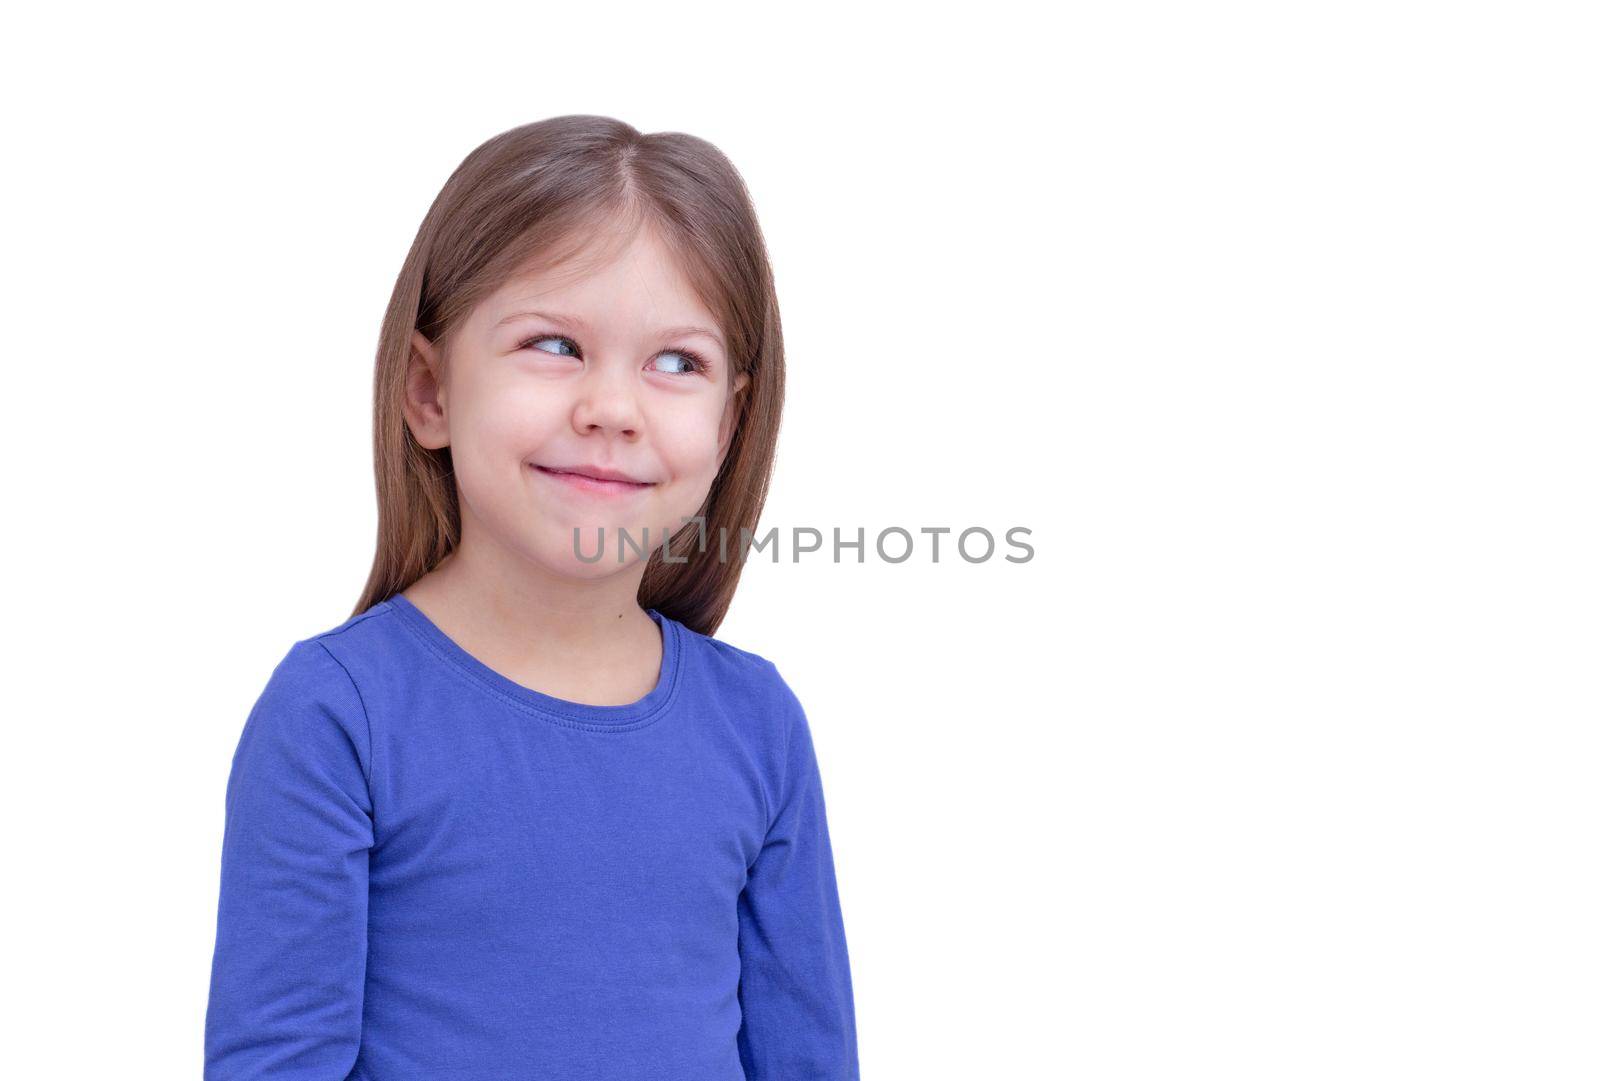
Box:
204;640;373;1080
736;664;861;1080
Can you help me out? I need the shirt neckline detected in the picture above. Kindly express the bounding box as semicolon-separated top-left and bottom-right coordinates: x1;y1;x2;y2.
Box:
383;593;682;731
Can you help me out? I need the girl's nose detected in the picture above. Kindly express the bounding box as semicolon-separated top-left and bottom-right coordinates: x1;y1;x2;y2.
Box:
571;361;643;438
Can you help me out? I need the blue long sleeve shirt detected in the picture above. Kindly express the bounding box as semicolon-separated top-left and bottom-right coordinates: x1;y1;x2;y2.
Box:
204;595;859;1080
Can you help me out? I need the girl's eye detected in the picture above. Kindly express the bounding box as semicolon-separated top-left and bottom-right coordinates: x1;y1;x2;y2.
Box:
650;350;705;376
520;335;579;357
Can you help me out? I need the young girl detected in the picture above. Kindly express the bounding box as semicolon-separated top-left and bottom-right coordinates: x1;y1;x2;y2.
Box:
203;115;860;1080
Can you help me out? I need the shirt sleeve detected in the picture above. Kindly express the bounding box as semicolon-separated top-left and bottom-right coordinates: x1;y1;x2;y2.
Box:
204;640;374;1080
736;662;861;1080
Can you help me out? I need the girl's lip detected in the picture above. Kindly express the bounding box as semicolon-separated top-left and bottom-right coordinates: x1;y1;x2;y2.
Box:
531;464;656;497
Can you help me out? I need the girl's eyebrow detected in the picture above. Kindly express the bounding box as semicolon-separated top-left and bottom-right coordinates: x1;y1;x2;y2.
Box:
495;309;725;353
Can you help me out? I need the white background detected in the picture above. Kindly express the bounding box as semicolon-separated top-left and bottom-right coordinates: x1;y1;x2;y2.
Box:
4;3;1595;1078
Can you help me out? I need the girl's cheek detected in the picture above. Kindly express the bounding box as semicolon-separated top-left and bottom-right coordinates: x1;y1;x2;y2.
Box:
472;383;564;443
654;410;724;467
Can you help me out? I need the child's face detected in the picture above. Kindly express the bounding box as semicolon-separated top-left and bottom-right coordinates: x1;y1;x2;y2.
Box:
405;223;749;580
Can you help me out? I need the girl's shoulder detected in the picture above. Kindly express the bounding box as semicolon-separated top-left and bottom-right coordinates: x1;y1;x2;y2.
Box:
674;617;770;670
248;599;411;715
670;616;792;690
232;619;382;786
671;618;810;726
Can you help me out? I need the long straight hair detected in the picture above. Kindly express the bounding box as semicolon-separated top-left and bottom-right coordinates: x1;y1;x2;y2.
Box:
350;116;785;637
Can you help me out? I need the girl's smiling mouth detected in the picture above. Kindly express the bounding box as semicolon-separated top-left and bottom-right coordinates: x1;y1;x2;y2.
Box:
531;462;658;497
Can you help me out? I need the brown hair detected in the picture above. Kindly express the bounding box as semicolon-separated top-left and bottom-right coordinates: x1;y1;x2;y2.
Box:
350;115;785;637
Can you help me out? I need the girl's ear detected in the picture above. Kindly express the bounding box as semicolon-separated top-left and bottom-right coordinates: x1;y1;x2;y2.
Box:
404;329;451;450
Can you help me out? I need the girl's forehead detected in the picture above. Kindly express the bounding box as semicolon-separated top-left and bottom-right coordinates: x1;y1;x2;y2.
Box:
486;231;721;329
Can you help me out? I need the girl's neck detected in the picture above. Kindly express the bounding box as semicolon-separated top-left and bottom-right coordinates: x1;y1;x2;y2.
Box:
398;546;663;708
